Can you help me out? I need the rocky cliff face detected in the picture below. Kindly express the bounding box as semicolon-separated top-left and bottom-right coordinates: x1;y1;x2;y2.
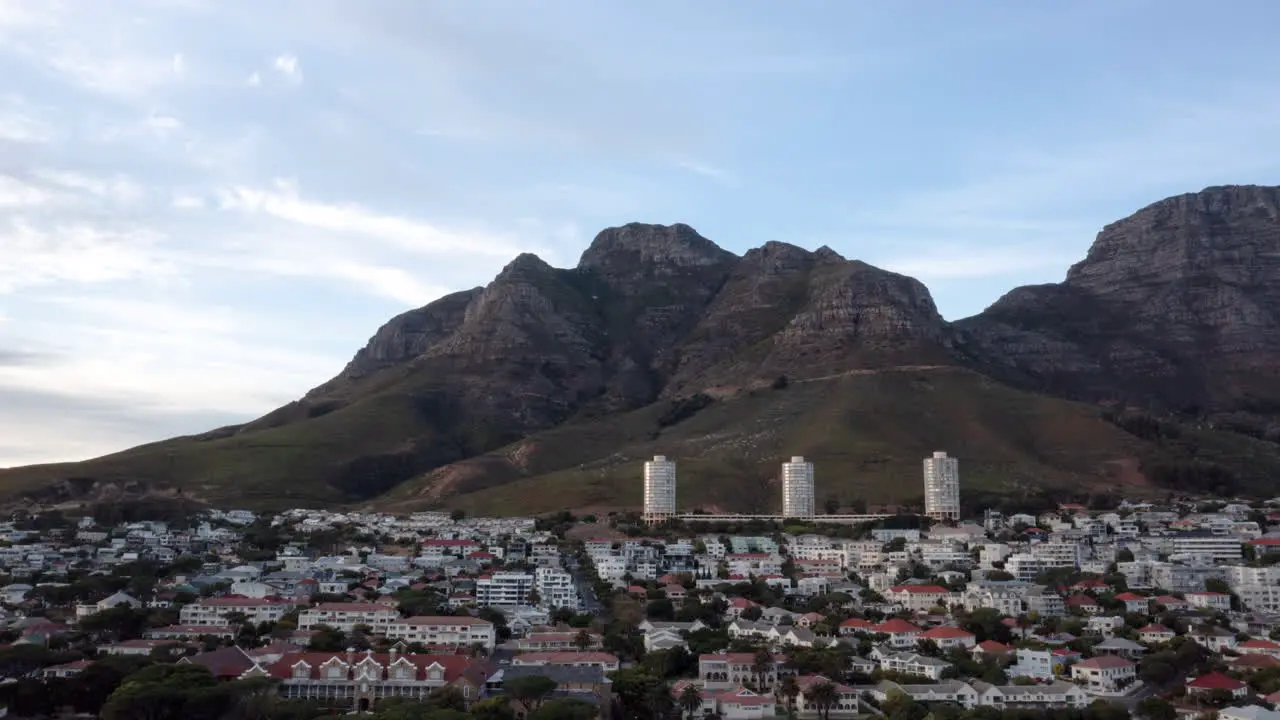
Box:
959;185;1280;415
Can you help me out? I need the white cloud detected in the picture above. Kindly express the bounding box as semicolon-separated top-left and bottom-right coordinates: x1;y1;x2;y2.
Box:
674;159;733;184
246;71;261;87
273;53;301;83
171;192;205;209
217;179;524;258
0;220;175;294
30;168;146;204
0;175;52;208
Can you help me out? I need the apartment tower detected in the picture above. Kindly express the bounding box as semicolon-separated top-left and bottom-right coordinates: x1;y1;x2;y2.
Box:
781;456;815;518
642;455;677;523
923;451;960;521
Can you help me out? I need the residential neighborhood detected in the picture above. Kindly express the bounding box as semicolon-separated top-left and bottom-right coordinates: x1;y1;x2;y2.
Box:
2;497;1280;720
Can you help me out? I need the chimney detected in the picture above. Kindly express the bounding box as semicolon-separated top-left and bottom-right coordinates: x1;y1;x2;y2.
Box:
346;647;355;675
389;645;398;664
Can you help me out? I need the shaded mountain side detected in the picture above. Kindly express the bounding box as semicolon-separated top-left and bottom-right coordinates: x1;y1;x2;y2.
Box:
958;185;1280;430
373;367;1280;516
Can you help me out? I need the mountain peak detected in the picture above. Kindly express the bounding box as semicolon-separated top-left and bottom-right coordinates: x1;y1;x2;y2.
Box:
1066;184;1280;294
577;222;737;273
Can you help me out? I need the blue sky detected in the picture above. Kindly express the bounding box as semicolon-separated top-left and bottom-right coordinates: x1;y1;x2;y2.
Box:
3;0;1280;467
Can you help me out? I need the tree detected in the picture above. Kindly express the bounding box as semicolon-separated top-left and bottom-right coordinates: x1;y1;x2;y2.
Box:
450;509;466;521
779;675;800;715
806;681;839;720
609;668;664;720
678;683;703;719
529;698;597;720
752;649;774;691
1138;697;1178;720
824;496;840;515
505;674;557;714
468;697;515;720
526;587;541;606
572;628;594;652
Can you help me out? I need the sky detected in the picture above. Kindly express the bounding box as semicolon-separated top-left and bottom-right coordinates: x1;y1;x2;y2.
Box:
4;0;1280;468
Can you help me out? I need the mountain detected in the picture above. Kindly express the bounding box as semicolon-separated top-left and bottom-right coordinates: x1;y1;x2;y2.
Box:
957;185;1280;432
4;188;1280;512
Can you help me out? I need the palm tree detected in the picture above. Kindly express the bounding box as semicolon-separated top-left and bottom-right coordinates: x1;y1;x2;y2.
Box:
779;675;800;716
678;683;703;719
751;649;773;691
807;681;839;720
573;628;593;652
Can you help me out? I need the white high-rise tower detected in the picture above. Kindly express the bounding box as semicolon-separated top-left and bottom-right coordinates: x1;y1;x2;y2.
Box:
923;451;960;521
642;455;677;523
781;456;815;518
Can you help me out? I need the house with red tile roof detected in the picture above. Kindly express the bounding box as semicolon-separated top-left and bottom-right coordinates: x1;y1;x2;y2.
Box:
919;626;977;649
1186;672;1248;698
1138;624;1177;644
794;674;860;716
247;649;480;712
1070;655;1136;695
1153;595;1189;611
1113;592;1150;614
1239;639;1280;658
838;618;875;636
887;584;955;611
1064;595;1101;614
971;640;1014;662
872;619;923;648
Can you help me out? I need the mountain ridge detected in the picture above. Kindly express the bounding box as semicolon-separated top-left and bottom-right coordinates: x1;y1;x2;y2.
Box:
4;185;1280;511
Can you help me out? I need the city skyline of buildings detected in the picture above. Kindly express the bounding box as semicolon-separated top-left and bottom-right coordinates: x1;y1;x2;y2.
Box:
640;452;960;522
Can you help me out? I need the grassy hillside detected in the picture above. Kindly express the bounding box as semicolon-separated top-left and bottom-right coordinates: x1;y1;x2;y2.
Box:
7;365;1280;514
378;366;1251;516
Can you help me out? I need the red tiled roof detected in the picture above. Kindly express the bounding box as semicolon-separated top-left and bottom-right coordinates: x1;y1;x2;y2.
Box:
872;619;922;634
1186;672;1246;691
974;640;1013;653
1114;593;1146;601
1239;639;1280;650
840;618;874;629
920;626;975;639
1075;655;1132;669
1138;624;1173;634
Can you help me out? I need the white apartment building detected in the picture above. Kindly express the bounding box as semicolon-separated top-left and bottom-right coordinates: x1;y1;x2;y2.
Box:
1185;591;1232;612
1030;542;1081;569
475;571;535;607
962;583;1026;617
180;597;297;626
1005;554;1040;582
642;455;677;522
781;457;815;518
923;451;960;521
1237;585;1280;614
534;567;579;609
299;603;399;632
1228;565;1280;588
1172;533;1243;562
384;616;496;649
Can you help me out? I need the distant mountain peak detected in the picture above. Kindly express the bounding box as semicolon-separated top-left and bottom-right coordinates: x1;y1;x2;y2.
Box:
577;222;737;273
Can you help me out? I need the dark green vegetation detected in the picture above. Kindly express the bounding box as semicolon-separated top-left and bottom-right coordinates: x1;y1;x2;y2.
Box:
5;187;1280;513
